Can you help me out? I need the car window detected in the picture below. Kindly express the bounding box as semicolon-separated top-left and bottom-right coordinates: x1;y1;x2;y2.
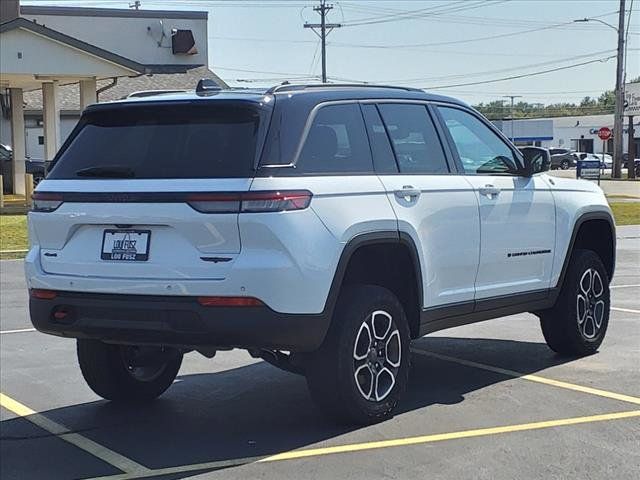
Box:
438;106;519;175
297;103;373;174
377;104;449;174
48;103;269;179
361;104;398;173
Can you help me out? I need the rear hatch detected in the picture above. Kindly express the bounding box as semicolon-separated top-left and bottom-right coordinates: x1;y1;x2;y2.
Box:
31;98;271;280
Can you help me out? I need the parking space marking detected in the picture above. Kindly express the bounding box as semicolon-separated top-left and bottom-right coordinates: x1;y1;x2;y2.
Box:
611;306;640;314
610;284;640;289
412;349;640;406
83;410;640;480
0;328;36;334
0;392;150;475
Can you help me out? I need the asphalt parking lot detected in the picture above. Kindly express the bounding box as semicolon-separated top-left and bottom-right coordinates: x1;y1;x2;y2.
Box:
1;227;639;480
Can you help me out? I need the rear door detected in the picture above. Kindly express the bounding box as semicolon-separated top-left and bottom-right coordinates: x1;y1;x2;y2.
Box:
436;105;556;300
32;100;270;280
365;102;480;310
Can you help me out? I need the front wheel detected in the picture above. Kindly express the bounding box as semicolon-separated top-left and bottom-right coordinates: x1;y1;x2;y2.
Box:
77;340;183;402
560;159;570;170
539;249;610;356
306;285;410;425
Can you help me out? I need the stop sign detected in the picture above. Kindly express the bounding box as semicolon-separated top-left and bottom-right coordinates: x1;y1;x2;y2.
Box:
598;127;612;140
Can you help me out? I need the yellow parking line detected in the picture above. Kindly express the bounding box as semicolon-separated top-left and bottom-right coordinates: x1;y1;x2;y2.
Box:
84;410;640;480
412;349;640;406
0;392;150;475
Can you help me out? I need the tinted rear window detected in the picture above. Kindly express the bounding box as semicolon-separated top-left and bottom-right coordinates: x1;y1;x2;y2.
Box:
48;102;268;179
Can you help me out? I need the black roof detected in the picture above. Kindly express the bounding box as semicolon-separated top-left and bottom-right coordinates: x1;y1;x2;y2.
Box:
90;83;467;110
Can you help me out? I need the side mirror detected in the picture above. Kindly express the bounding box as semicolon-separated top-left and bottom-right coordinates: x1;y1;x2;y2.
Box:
520;148;551;176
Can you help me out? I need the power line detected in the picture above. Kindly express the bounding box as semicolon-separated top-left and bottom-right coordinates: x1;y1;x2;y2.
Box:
424;55;617;90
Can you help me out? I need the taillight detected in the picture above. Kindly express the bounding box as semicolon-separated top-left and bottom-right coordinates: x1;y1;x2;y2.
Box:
30;289;58;300
197;296;264;307
32;192;63;212
187;191;312;214
241;190;312;213
186;193;241;214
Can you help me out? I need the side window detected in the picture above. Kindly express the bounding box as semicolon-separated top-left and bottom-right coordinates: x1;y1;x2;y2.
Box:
378;104;449;174
438;106;520;175
361;104;397;173
297;103;373;174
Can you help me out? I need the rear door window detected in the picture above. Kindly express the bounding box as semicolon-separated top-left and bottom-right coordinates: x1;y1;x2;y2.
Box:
48;102;269;179
377;104;449;174
296;103;373;174
361;104;398;174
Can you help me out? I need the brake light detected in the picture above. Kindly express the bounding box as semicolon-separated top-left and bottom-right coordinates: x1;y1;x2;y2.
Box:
30;289;58;300
187;190;312;214
186;193;241;213
32;192;63;212
241;190;312;213
197;296;264;307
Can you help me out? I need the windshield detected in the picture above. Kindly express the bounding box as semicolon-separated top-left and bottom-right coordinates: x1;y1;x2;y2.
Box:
48;102;270;179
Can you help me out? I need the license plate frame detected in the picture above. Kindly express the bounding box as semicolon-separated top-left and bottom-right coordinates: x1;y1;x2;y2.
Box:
101;229;151;261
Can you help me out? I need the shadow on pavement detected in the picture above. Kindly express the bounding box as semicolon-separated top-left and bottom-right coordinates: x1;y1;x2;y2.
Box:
1;337;574;479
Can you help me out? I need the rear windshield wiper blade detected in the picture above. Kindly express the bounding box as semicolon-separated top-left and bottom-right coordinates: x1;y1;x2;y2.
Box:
75;166;135;178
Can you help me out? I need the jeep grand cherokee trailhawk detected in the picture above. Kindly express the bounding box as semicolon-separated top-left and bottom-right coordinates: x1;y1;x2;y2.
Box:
26;82;615;424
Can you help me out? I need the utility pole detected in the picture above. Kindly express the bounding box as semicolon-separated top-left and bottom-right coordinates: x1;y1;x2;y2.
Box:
304;0;342;82
503;95;522;142
613;0;626;178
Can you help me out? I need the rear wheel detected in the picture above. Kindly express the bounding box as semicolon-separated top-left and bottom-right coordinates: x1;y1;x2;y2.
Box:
77;340;182;402
306;285;410;425
539;249;610;356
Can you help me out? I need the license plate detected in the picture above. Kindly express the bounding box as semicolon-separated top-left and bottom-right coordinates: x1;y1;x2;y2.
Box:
101;230;151;261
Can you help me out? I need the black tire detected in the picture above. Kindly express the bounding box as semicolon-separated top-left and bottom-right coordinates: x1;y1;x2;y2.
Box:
306;284;410;425
77;340;183;402
539;249;610;356
560;159;570;170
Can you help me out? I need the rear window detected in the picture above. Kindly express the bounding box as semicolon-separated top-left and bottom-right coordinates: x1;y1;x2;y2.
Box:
48;102;269;179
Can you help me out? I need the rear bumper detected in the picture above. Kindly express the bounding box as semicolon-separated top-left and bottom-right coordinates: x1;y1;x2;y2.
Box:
29;291;330;352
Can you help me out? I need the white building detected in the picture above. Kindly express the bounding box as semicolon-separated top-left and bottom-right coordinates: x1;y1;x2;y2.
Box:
494;114;639;156
1;1;214;194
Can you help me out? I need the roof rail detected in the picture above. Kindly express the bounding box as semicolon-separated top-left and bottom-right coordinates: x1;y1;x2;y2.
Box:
265;83;424;94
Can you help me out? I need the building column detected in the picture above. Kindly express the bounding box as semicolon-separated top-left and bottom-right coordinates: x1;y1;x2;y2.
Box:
9;88;26;195
42;81;60;161
79;78;97;110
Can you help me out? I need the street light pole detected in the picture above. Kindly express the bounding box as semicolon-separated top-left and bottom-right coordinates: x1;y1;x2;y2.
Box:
613;0;626;178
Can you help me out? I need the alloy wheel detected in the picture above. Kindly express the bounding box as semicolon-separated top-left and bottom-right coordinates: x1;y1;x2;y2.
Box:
352;310;401;402
576;268;606;340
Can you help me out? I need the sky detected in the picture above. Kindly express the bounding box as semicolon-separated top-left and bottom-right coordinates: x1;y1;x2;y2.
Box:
21;0;640;107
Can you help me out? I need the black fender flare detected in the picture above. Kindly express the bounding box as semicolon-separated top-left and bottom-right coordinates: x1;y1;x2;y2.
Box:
555;211;616;291
321;231;423;319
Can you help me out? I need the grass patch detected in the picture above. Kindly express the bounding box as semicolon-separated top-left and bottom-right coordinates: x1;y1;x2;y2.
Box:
0;215;28;257
609;202;640;226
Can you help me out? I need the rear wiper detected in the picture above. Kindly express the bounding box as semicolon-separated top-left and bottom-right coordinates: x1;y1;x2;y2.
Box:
75;166;135;178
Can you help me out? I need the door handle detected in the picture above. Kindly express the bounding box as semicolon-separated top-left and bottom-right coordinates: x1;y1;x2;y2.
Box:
394;185;421;199
479;184;501;198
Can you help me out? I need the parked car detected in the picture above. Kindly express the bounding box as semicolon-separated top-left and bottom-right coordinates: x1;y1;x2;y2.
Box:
0;143;47;193
26;83;615;425
548;148;577;170
592;153;613;169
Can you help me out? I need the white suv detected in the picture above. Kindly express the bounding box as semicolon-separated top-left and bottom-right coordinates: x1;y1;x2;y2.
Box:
26;83;615;424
